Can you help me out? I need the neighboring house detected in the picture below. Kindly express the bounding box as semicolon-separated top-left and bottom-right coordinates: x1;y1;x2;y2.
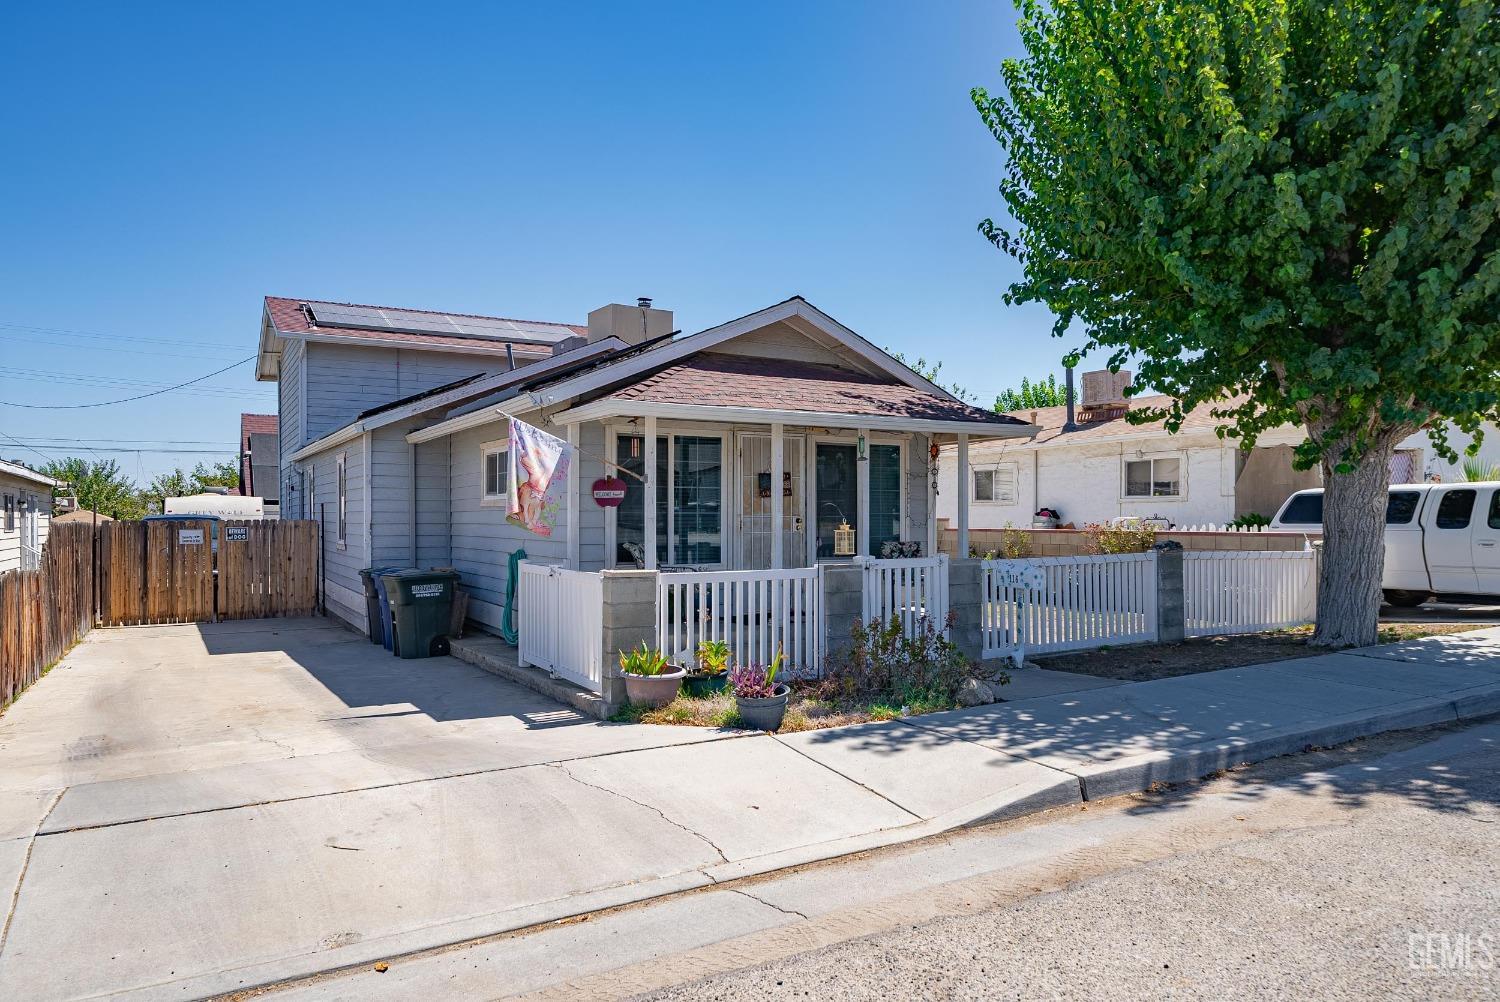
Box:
0;459;58;572
237;413;280;513
937;369;1500;530
259;295;1032;635
52;508;114;526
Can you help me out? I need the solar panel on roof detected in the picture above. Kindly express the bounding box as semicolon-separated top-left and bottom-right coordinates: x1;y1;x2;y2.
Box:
305;302;571;345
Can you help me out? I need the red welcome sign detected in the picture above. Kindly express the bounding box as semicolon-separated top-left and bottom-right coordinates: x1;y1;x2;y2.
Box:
592;476;626;507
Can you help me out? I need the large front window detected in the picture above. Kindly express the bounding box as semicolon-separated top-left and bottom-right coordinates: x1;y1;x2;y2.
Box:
815;444;858;558
614;433;723;567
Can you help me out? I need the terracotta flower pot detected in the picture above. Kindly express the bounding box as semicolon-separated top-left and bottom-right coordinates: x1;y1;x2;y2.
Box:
623;666;686;708
735;684;791;731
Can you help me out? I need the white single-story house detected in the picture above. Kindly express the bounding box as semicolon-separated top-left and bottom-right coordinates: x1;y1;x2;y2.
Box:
936;370;1500;531
0;459;57;572
258;295;1034;636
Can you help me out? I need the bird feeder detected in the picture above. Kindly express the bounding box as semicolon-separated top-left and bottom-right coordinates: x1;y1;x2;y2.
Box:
834;519;856;557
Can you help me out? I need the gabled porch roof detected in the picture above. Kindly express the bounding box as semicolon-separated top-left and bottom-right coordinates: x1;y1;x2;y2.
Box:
551;352;1034;439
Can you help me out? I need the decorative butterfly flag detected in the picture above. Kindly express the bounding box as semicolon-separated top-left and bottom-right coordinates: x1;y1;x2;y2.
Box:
507;418;571;537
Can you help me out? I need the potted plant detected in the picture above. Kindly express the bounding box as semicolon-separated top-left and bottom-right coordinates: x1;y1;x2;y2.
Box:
685;639;731;697
618;643;686;708
729;650;790;731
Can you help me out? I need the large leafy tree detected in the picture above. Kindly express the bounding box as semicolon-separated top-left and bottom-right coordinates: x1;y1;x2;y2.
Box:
995;374;1067;412
140;459;241;513
976;0;1499;646
40;458;146;520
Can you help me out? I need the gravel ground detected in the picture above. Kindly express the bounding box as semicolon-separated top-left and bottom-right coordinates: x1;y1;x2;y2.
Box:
640;723;1500;1002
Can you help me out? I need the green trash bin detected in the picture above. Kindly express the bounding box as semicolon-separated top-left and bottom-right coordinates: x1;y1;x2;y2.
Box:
381;570;461;659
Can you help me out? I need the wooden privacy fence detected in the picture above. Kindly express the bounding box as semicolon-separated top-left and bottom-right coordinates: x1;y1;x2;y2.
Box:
216;520;319;621
99;519;318;627
0;523;95;704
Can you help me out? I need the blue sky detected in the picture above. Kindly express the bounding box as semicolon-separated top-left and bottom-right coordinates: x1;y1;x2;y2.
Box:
0;1;1062;482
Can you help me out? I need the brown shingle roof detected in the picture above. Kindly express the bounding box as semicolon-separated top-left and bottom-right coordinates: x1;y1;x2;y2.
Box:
606;354;1028;426
264;297;586;354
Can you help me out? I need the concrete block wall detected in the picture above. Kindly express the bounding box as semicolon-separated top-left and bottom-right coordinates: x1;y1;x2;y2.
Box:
947;558;984;662
600;569;657;707
1155;548;1185;643
820;563;864;671
939;523;1310;558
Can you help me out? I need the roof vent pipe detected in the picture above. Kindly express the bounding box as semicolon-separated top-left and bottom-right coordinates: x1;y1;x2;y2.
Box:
637;297;652;309
505;343;516;371
1063;368;1077;432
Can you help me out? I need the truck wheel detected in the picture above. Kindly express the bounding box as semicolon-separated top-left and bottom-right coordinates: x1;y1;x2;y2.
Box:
1382;589;1430;609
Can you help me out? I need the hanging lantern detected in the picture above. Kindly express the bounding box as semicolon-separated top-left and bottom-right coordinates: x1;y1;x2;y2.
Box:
834;519;856;556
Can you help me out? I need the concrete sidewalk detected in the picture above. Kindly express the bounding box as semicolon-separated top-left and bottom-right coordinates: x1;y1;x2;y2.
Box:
1;620;1497;1001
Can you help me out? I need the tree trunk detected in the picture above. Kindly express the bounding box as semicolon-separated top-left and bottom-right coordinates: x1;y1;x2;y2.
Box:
1311;440;1398;648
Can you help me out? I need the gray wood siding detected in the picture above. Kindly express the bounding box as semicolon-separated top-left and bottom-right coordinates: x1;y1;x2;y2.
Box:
415;437;451;567
303;342;507;443
303;437;367;631
369;423;417;567
277;337;305;512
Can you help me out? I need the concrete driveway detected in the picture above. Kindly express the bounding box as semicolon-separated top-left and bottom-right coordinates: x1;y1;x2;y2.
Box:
0;619;961;1001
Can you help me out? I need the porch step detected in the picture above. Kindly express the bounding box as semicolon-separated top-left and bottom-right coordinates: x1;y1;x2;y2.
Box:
449;634;616;721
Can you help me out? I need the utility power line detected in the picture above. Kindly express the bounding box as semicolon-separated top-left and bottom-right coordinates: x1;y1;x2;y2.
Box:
0;355;258;409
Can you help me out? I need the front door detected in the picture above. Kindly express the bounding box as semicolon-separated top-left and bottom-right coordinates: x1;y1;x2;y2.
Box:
737;434;806;569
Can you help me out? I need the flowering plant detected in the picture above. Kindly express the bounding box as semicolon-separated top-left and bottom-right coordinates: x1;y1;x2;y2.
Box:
728;650;785;699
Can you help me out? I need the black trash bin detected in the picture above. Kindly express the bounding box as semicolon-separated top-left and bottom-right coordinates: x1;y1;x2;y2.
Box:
358;567;395;645
382;570;461;659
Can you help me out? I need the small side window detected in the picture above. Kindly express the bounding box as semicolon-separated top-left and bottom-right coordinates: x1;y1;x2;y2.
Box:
1435;489;1475;529
480;441;508;507
972;469;995;503
1385;491;1420;525
3;495;13;533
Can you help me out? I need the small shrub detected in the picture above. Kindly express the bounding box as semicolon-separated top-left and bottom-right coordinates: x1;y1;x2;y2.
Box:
728;651;784;698
1000;524;1033;559
1227;513;1270;529
1082;522;1157;554
815;614;974;708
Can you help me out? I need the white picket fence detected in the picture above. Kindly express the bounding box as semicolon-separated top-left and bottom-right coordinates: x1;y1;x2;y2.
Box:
859;555;950;639
517;561;605;693
982;552;1159;660
657;566;823;677
1183;550;1317;636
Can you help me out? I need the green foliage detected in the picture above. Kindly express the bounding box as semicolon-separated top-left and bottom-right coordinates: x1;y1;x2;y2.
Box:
994;373;1067;412
694;639;732;676
1228;512;1273;528
974;0;1499;471
140;459;240;514
817;616;976;707
888;350;977;403
1462;457;1500;481
192;460;240;488
618;643;670;677
1083;522;1158;554
39;458;146;520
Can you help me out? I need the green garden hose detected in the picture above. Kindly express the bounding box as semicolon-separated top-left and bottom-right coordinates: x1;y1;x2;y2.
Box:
500;548;526;645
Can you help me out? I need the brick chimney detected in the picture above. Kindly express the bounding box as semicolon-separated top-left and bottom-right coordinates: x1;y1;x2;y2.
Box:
587;298;673;346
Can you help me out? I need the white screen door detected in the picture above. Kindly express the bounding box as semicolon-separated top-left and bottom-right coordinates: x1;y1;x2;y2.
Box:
738;434;806;569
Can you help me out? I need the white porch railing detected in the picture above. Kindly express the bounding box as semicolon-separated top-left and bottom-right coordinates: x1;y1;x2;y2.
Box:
657;566;822;676
859;555;950;639
1183;550;1317;636
517;562;605;693
982;553;1158;658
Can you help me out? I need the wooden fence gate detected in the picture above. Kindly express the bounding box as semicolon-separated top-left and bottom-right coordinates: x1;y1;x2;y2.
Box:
98;519;318;626
215;520;318;621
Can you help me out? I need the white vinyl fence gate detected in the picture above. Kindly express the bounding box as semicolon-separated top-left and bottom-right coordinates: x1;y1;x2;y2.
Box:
517;562;604;693
859;555;950;639
657;567;822;677
982;552;1159;660
1183;550;1317;636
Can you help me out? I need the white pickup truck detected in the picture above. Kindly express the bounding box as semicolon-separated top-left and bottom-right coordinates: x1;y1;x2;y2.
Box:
1271;482;1500;608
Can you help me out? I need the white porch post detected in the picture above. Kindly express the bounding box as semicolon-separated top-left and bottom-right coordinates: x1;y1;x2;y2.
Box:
856;427;870;557
957;434;970;559
643;415;658;570
566;422;580;569
770;422;784;569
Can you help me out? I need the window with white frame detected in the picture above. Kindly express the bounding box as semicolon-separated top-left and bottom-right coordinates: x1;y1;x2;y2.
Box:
480;440;508;507
972;463;1019;504
3;494;13;533
1123;455;1182;498
336;452;348;546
